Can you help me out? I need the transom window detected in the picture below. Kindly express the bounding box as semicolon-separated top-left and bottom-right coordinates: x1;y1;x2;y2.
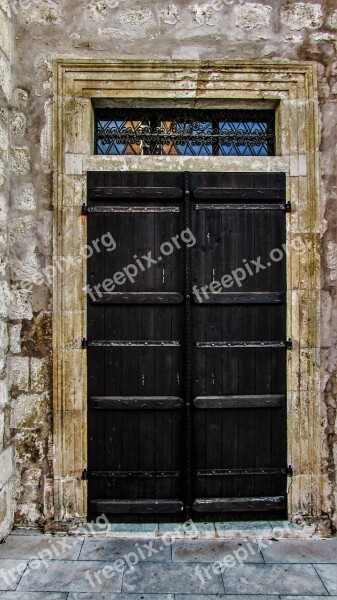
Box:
94;109;275;157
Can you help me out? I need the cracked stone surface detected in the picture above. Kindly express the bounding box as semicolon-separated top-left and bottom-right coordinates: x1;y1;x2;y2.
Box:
0;534;336;595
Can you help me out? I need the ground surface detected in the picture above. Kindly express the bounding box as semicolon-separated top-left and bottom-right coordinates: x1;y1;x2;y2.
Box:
0;525;336;598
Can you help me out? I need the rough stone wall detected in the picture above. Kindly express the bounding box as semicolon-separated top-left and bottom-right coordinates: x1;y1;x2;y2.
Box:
0;0;13;541
7;0;337;530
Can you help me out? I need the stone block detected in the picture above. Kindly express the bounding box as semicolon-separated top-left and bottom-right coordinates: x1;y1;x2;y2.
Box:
160;4;180;25
10;112;26;138
0;8;10;58
22;0;62;25
234;3;272;29
0;118;8;162
0;194;8;232
328;10;337;29
119;8;153;26
9;288;33;321
10;392;49;430
0;379;8;409
0;445;13;490
0;411;4;451
0;481;14;542
10;147;31;175
10;246;40;284
0;280;9;319
0;0;10;18
8;356;29;392
30;357;47;393
281;3;323;30
86;0;109;22
0;51;10;101
327;241;337;282
189;4;217;27
14;501;42;526
0;318;8;351
13;183;36;211
14;88;29;111
9;324;21;354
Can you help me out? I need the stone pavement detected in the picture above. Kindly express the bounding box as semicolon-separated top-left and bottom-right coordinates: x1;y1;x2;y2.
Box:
0;524;336;598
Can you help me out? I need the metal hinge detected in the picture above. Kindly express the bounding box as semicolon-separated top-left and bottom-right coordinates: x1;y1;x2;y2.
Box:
81;204;88;216
287;465;293;477
286;338;293;350
81;469;88;481
81;338;88;349
285;202;292;213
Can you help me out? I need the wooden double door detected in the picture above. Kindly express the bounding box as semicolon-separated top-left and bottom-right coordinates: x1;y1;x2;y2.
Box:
86;171;287;522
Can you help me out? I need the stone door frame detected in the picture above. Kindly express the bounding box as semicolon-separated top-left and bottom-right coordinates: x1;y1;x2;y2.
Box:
52;59;322;527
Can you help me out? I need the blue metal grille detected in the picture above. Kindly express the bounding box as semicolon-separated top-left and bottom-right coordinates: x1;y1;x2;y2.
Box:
95;109;275;156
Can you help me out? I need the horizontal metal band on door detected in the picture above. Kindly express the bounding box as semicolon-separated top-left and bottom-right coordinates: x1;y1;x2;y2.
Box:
88;470;181;479
192;292;286;305
195;341;287;348
87;340;181;347
90;499;184;514
89;396;184;410
196;468;288;477
88;187;183;199
194;203;286;211
85;206;181;213
193;395;286;409
192;188;285;200
193;496;286;513
89;292;184;305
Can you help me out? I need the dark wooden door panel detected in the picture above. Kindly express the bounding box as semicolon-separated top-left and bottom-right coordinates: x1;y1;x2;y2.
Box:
87;171;287;522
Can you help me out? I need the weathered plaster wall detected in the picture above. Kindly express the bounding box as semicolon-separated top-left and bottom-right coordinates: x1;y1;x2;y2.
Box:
0;0;13;541
7;0;337;529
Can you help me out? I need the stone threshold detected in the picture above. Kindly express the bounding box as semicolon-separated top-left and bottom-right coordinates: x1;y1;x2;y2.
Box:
65;519;330;539
12;518;332;540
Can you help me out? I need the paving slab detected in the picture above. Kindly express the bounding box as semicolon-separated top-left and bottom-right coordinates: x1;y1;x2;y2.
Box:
281;597;337;600
0;594;67;599
175;596;277;600
16;560;123;593
80;537;171;562
262;539;337;563
223;564;328;595
172;538;263;562
215;521;273;539
122;561;225;594
0;560;28;591
0;535;83;560
68;595;174;599
313;564;337;594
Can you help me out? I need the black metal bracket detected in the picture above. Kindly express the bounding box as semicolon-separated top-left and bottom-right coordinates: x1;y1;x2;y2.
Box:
81;204;88;216
285;201;292;213
81;338;88;349
286;338;293;350
81;469;88;481
287;465;293;477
